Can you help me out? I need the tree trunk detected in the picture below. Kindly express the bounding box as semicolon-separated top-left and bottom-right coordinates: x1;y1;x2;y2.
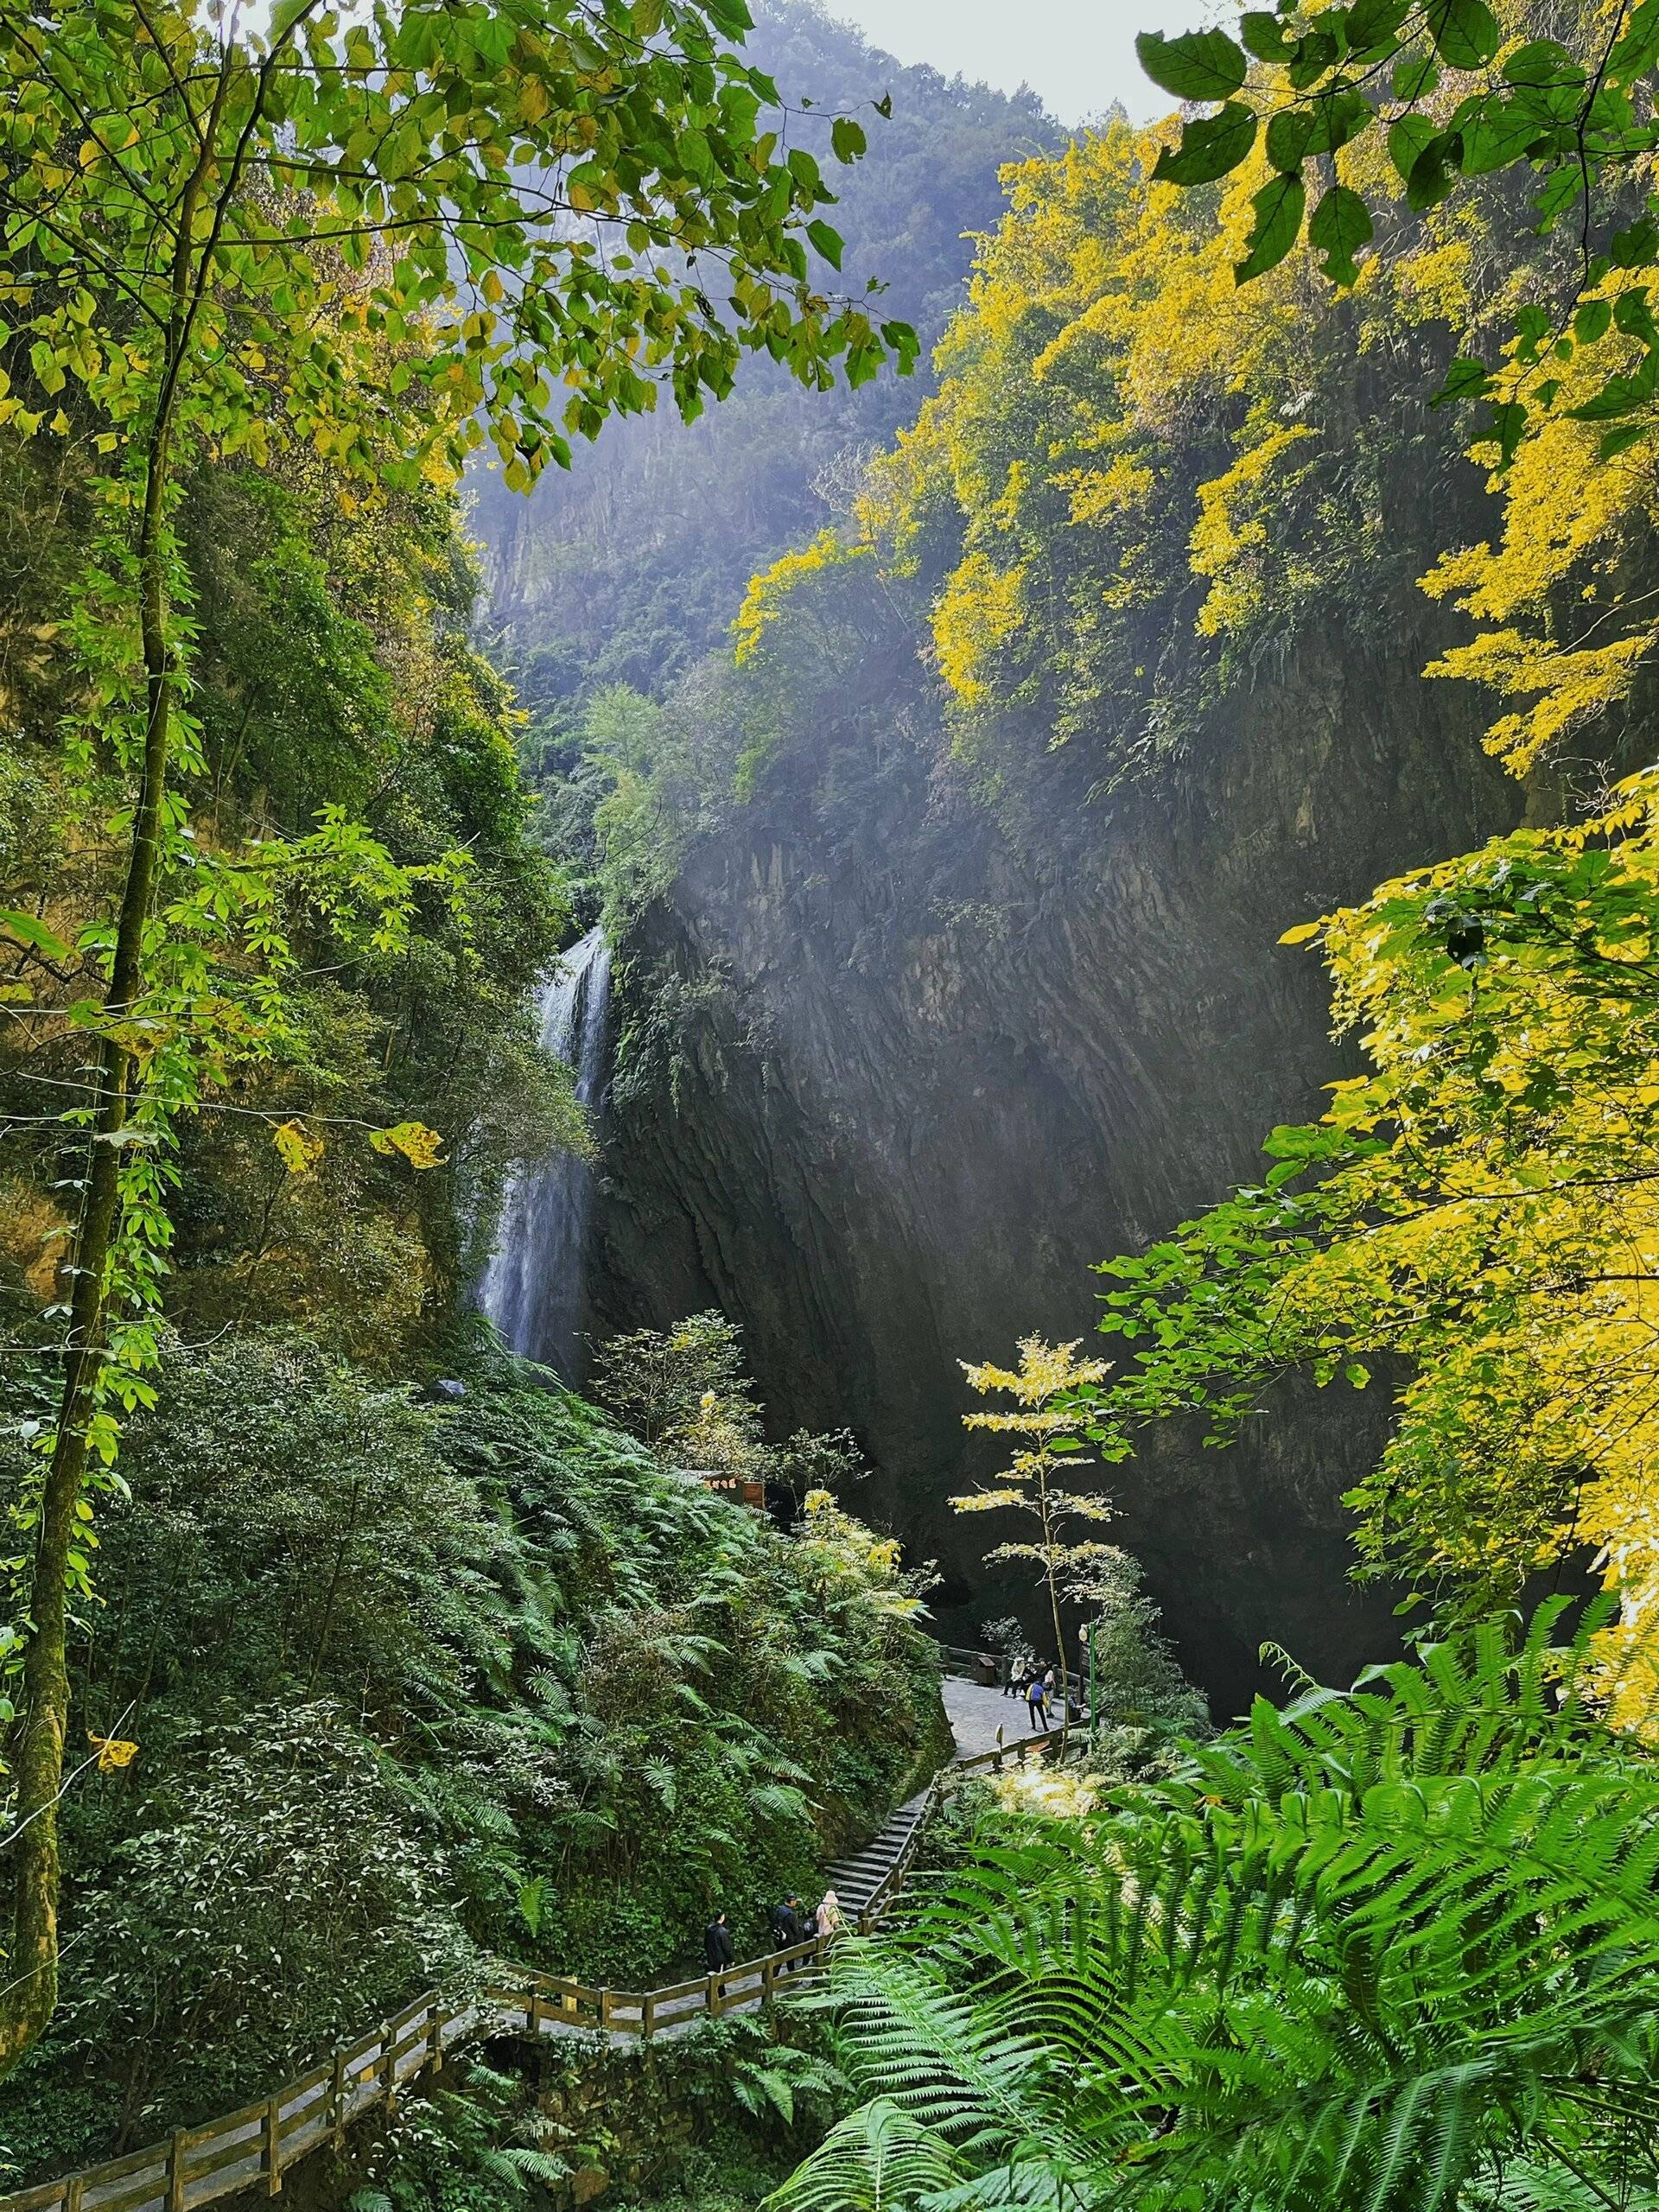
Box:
0;410;176;2076
1038;1465;1068;1706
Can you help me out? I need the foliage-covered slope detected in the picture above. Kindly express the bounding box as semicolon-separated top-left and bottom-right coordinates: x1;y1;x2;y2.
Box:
778;1608;1659;2212
0;433;580;1370
481;0;1058;708
0;1334;948;2181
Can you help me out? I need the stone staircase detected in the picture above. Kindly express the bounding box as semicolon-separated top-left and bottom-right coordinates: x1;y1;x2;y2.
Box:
823;1786;934;1929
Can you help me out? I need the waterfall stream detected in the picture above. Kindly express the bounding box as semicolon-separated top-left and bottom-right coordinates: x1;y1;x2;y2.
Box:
479;925;612;1376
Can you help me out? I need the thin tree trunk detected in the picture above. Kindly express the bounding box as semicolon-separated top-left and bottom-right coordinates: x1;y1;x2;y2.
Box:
306;1478;363;1697
1039;1464;1068;1706
0;442;172;2065
0;73;219;2058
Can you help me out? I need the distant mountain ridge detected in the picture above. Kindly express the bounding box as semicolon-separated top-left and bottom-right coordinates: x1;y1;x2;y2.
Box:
475;0;1058;704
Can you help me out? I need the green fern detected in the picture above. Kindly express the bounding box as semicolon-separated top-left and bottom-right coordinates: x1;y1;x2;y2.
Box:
771;1605;1659;2212
772;2100;962;2212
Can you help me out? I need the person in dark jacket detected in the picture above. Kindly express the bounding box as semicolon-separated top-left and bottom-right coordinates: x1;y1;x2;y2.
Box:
770;1897;803;1948
704;1911;734;1970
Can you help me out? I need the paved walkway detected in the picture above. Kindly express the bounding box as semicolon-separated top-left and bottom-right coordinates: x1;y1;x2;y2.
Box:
942;1675;1074;1758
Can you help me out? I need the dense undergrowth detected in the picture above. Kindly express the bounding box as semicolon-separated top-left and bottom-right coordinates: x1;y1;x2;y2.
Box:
782;1607;1659;2212
0;1337;948;2180
340;2018;849;2212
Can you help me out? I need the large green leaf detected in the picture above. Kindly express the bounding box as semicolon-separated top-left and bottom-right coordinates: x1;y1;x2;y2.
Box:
1234;173;1306;283
1136;27;1249;101
1424;0;1501;69
1153;103;1257;187
1309;183;1374;284
0;908;73;963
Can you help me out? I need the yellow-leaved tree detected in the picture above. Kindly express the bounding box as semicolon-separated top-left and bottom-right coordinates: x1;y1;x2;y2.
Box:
953;1338;1115;1705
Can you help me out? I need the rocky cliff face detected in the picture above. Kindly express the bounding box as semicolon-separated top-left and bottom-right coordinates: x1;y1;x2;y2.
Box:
581;624;1517;1711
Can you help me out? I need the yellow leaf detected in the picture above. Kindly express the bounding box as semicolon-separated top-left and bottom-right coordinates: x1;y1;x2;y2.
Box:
1278;921;1324;945
272;1118;325;1173
368;1119;446;1170
88;1732;137;1773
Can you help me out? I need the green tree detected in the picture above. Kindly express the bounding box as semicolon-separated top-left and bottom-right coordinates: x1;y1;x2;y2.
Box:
1071;1547;1210;1736
1139;1;1659;465
589;1309;762;1453
0;0;913;2072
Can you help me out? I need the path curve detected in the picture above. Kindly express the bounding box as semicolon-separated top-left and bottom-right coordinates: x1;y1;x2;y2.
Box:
1;1692;1076;2212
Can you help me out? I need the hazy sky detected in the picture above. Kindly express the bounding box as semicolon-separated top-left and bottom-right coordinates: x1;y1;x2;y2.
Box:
815;1;1201;126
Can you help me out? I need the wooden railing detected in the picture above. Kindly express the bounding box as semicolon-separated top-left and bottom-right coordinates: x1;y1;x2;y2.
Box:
948;1723;1072;1782
2;1731;1082;2212
0;1948;839;2212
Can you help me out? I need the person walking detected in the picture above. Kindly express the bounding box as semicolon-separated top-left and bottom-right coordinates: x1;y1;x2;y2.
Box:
704;1910;734;1971
1026;1669;1049;1733
815;1889;846;1941
769;1895;804;1967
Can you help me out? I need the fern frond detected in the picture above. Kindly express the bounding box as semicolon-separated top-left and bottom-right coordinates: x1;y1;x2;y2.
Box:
766;2099;961;2212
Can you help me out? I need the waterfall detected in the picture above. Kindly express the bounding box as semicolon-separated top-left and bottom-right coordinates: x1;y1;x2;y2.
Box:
479;925;612;1376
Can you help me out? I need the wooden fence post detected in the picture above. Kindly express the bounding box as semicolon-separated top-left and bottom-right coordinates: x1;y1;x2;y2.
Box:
599;1988;613;2034
708;1970;722;2021
265;2096;283;2196
380;2023;398;2114
425;2009;443;2075
642;1989;657;2037
168;2130;186;2212
530;1985;544;2038
64;2180;84;2212
332;2048;349;2146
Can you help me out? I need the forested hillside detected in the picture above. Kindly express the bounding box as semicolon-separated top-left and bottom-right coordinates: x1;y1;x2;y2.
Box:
480;1;1058;704
0;1337;944;2180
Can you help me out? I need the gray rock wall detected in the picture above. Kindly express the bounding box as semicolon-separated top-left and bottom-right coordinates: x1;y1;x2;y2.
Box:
582;629;1516;1714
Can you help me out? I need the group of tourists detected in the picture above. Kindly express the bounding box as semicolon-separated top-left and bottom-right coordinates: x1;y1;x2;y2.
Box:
770;1891;843;1947
703;1891;845;1972
1003;1658;1064;1732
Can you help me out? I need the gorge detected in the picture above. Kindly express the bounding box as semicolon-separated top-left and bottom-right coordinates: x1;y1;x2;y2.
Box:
485;67;1532;1704
11;0;1659;2202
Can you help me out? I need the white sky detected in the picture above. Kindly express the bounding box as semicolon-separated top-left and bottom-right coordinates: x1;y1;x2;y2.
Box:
815;0;1202;126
